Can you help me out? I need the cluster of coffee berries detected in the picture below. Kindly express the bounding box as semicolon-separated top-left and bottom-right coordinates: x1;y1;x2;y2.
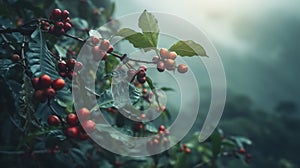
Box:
11;53;21;62
153;48;188;73
180;144;191;154
57;58;82;79
76;108;96;133
47;9;72;36
127;66;147;84
147;125;170;152
91;37;114;61
32;75;65;102
236;148;252;164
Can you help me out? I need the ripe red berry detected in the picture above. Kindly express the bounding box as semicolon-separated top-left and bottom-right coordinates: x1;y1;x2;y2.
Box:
61;10;70;20
39;74;52;88
100;39;110;51
64;22;72;31
65;126;79;138
59;71;67;77
90;36;100;45
238;148;246;154
45;88;56;99
107;45;114;53
75;62;83;71
47;115;61;126
58;61;67;71
55;21;64;28
142;89;147;94
82;120;96;132
137;70;146;78
137;76;146;84
34;90;46;102
67;70;77;80
32;77;40;90
152;56;159;63
77;107;90;120
139;65;147;71
153;138;159;144
66;113;78;126
177;64;188;73
159;125;165;131
52;78;65;90
11;54;20;62
51;9;62;20
157;61;165;72
185;148;191;154
167;51;177;60
67;58;76;69
160;48;169;59
164;59;175;70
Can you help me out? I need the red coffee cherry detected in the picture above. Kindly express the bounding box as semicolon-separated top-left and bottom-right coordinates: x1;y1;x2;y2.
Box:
59;71;67;78
52;78;65;90
100;39;110;51
67;58;76;69
61;10;70;20
185;148;191;154
238;148;246;154
75;62;83;71
157;61;165;72
167;51;177;60
137;76;146;84
58;61;67;71
51;9;62;20
47;115;61;126
11;54;20;62
82;120;96;132
66;113;78;126
65;126;79;138
32;77;40;90
64;22;72;31
159;125;165;131
45;88;56;99
67;70;77;80
160;48;169;59
90;36;100;45
177;64;188;73
152;56;160;63
34;90;46;102
78;108;90;120
164;59;175;70
39;74;52;88
55;21;64;28
107;45;114;53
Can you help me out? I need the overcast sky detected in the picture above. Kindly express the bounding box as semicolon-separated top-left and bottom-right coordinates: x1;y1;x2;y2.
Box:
111;0;300;110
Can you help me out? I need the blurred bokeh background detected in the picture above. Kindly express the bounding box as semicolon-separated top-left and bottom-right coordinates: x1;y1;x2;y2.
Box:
112;0;300;167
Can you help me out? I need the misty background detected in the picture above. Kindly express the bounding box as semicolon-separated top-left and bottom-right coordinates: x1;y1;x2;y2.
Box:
112;0;300;110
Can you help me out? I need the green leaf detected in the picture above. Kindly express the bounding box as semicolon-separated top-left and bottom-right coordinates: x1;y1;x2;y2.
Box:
138;10;159;47
160;87;175;92
169;40;207;56
211;130;222;157
26;28;72;106
146;76;155;90
115;28;154;50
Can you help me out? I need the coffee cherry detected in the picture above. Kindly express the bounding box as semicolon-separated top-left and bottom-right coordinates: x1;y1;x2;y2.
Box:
11;54;20;62
55;21;64;28
75;62;83;71
66;126;79;138
238;148;246;154
90;36;100;45
51;9;62;20
157;61;165;72
168;51;177;60
45;88;56;99
39;74;52;88
137;76;146;84
82;120;96;132
67;70;77;80
61;10;70;20
32;77;40;90
65;17;71;23
41;21;50;30
52;78;65;90
100;39;110;51
67;58;76;69
107;45;114;53
185;148;191;154
177;64;188;73
66;113;78;126
59;71;67;77
64;22;72;31
137;70;146;78
139;65;147;71
152;56;160;63
159;125;165;131
34;90;46;102
78;108;90;120
47;115;61;126
160;48;169;59
164;59;175;70
58;61;67;71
